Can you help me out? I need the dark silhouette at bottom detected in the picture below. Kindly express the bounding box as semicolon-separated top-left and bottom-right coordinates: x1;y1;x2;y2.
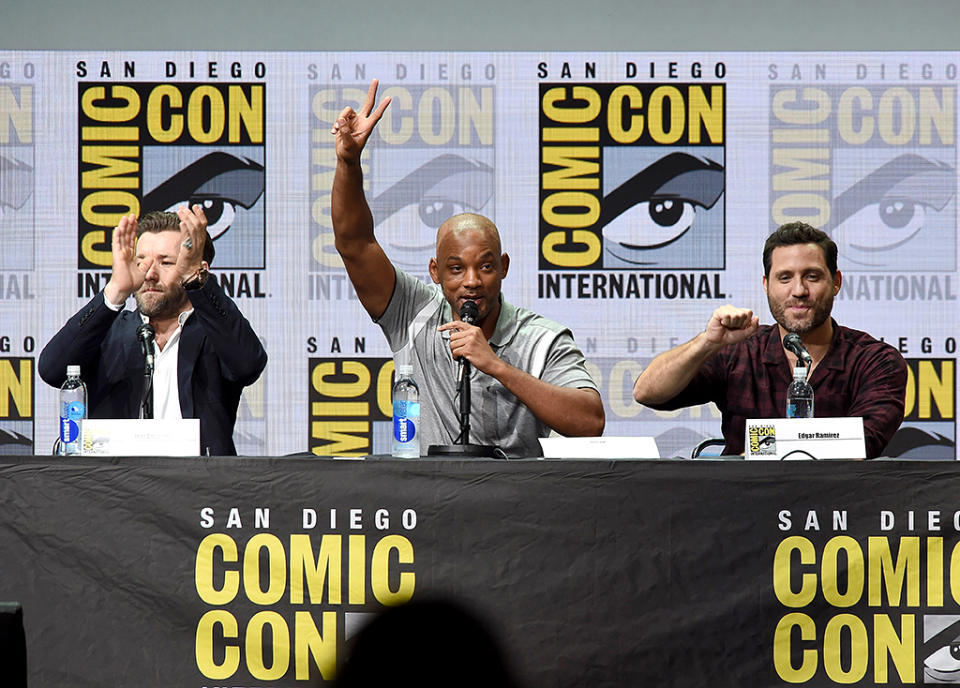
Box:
335;598;521;688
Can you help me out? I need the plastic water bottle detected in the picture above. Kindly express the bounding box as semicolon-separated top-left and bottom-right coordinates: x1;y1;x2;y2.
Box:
785;366;814;419
59;365;88;455
392;364;420;458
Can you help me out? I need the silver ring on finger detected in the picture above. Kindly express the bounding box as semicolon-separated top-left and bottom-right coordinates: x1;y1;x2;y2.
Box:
182;237;194;250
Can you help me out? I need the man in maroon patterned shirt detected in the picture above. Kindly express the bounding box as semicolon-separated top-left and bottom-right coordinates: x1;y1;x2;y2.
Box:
633;222;907;459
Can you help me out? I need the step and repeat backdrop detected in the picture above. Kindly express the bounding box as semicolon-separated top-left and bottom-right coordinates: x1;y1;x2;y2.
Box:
0;51;955;458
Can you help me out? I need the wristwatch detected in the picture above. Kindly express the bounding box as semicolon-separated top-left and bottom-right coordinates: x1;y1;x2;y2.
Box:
182;267;209;291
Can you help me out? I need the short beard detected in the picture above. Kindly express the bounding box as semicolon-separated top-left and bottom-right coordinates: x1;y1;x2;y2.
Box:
135;286;188;319
768;291;833;335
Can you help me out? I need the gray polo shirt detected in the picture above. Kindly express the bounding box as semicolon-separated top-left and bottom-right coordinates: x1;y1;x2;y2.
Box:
376;268;598;457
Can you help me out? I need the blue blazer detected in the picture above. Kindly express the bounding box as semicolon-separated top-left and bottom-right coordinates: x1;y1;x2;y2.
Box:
39;278;267;456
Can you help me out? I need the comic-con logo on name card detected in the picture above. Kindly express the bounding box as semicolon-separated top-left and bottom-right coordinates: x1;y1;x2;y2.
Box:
1;66;37;296
77;82;266;299
309;81;495;301
748;424;776;456
768;82;957;301
537;83;726;300
0;357;33;455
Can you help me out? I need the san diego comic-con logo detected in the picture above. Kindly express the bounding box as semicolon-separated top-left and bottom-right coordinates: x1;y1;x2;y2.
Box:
769;82;957;296
884;358;956;460
308;357;393;457
193;507;417;683
748;424;776;456
924;616;960;683
1;67;39;307
77;81;266;298
309;81;495;299
0;77;34;274
0;357;33;455
538;83;726;276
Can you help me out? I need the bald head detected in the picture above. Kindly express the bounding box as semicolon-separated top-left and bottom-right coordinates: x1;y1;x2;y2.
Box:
428;212;510;333
436;213;502;256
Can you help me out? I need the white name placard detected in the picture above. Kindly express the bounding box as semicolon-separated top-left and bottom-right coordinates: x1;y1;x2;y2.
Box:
745;418;866;460
81;419;200;457
539;436;659;459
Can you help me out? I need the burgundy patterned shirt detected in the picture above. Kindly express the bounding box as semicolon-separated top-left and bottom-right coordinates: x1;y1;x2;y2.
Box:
649;321;907;458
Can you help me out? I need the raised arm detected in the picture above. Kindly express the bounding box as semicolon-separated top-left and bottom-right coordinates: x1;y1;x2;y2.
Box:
176;205;266;385
331;79;396;319
633;305;759;405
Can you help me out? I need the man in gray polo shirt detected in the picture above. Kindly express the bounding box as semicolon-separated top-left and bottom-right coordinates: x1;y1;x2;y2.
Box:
331;80;605;457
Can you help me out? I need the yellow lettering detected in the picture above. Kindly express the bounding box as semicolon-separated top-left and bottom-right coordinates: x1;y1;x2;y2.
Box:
822;536;864;607
542;147;600;190
81;146;140;189
243;533;287;605
195;533;239;605
146;85;184;143
229;84;264;143
195;610;240;680
81;85;140;123
371;535;415;605
773;613;817;682
0;359;31;418
289;534;341;605
541;230;601;267
0;85;32;144
773;536;817;607
868;536;920;606
823;614;868;683
187;85;226;144
873;614;915;683
246;611;290;680
295;611;337;681
542;86;601;123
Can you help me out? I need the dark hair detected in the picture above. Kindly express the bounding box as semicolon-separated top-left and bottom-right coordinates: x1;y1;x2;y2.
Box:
762;221;836;277
136;210;215;266
335;597;521;688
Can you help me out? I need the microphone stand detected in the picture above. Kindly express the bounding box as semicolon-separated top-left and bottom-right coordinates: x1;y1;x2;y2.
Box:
458;357;472;444
140;364;154;419
137;324;156;420
428;301;502;458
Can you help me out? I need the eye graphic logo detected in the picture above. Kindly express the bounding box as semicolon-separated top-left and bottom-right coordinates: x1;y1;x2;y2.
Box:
748;425;776;456
0;154;34;272
0;155;32;211
601;152;724;267
141;150;265;269
828;153;955;271
924;616;960;683
369;154;494;270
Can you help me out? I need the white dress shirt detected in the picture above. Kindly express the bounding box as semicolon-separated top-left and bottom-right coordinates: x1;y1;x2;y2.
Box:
105;296;194;419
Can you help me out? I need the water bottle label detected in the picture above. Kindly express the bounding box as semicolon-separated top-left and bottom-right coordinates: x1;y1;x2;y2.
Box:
60;417;80;443
393;417;417;443
65;401;85;421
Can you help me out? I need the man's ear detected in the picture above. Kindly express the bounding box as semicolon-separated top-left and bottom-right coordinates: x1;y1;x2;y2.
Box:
500;253;510;278
428;257;440;284
833;270;842;294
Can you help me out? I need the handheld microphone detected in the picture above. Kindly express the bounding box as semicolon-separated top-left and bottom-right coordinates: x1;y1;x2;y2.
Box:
459;299;479;325
137;323;156;371
783;332;813;367
456;300;479;385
